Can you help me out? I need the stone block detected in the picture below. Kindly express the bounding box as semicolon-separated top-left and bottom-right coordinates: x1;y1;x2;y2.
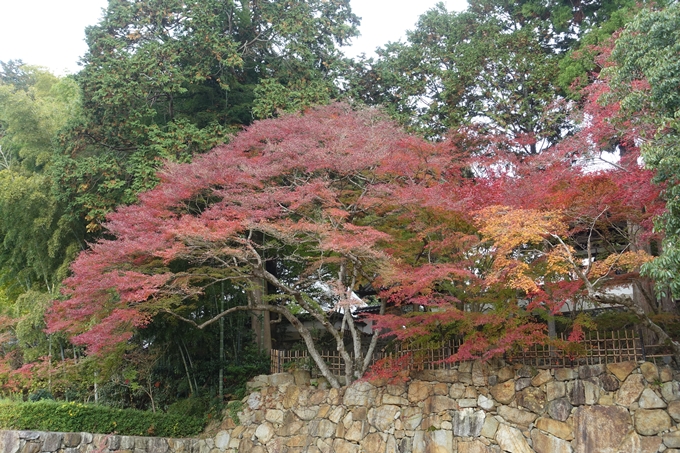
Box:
344;421;369;442
21;442;40;453
424;395;457;413
489;380;515;404
616;373;645;406
497;366;515;383
531;430;573;453
268;372;295;386
449;383;466;399
407;380;432;403
664;431;680;449
515;378;531;391
360;433;386;453
452;408;485;437
282;386;299;408
573;405;631;453
495;424;533;453
0;431;20;453
535;417;573;440
497;405;537;427
517;386;546;413
599;374;619;392
367;405;400;432
481;415;500;439
477;394;494;410
635;409;671;436
554;367;578;381
546;380;566;401
293;405;319;421
472;361;489;386
458;398;478;408
147;438;169;453
214;431;230;450
568;380;586;406
401;406;423;430
458;439;493;453
344;381;377;406
62;433;81;448
669;400;680;421
255;422;275;444
639;362;659;383
661;366;673;382
424;429;454;453
531;369;553;387
662;381;680;402
42;433;63;452
516;366;534;378
293;370;311;386
638;388;666;409
309;389;327;405
578;364;605;379
606;361;636;382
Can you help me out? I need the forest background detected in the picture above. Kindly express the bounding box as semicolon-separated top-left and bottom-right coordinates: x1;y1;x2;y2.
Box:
1;0;680;418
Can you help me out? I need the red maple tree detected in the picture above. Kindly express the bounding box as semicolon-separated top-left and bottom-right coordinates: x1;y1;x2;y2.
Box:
49;104;476;386
48;96;670;383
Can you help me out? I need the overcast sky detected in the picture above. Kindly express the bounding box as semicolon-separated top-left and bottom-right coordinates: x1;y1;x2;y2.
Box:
0;0;467;75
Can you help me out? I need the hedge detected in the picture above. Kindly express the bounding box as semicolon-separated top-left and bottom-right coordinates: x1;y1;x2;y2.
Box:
0;401;205;437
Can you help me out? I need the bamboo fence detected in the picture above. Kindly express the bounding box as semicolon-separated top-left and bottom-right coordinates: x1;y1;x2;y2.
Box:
270;330;651;376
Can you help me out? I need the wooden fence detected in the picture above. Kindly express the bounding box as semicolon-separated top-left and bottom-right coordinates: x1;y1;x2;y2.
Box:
270;330;654;376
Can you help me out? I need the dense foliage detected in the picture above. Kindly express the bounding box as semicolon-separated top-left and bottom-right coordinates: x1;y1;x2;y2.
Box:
0;400;205;437
0;0;678;414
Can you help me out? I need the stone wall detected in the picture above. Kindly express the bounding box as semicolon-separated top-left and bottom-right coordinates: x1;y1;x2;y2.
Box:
0;430;199;453
213;361;680;453
4;361;680;453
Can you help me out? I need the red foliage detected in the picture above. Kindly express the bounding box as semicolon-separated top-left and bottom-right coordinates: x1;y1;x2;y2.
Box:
47;96;664;368
48;104;471;355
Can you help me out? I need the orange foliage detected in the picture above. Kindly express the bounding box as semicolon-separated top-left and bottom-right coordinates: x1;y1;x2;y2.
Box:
589;250;654;279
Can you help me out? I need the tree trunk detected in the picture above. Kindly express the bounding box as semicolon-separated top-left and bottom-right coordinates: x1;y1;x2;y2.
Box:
249;277;272;352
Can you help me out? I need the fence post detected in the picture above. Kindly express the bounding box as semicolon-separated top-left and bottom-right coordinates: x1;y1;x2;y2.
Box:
637;327;647;362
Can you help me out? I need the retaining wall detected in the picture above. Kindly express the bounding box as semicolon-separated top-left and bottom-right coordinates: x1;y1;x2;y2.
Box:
4;361;680;452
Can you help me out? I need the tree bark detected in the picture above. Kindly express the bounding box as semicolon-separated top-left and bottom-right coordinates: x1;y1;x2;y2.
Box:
249;277;272;352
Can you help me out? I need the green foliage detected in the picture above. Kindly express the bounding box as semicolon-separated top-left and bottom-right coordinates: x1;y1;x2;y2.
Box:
592;311;639;332
0;400;205;437
226;400;243;426
166;396;210;418
252;78;333;119
347;0;638;144
0;66;80;294
54;0;359;232
556;3;642;97
603;2;680;297
13;290;52;362
27;389;54;402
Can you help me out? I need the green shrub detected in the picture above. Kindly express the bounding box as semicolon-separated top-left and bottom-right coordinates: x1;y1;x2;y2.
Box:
0;400;205;437
28;389;54;402
166;396;210;418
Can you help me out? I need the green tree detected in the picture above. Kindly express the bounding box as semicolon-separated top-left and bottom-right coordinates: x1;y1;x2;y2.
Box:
54;0;359;233
0;65;80;293
603;3;680;297
347;0;642;146
0;64;84;378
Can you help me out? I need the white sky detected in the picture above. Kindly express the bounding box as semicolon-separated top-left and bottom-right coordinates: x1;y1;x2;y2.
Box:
0;0;467;76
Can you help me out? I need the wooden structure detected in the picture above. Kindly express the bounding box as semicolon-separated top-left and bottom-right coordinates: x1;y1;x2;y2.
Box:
270;330;668;376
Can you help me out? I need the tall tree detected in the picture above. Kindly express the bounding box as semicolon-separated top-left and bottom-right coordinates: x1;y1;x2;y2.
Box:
0;65;81;296
53;0;359;233
49;104;429;387
0;64;84;377
347;0;645;147
600;2;680;299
